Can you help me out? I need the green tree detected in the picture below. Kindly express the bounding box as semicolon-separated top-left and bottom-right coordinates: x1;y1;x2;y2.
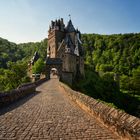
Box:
101;72;119;94
99;64;113;72
132;68;140;95
0;61;30;91
32;58;45;74
120;75;131;91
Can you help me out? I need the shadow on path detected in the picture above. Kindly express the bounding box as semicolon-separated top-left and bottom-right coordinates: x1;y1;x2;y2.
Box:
0;91;41;116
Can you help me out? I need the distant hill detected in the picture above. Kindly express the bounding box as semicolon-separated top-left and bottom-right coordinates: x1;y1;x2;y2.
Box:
0;37;47;69
0;37;24;68
0;37;47;92
81;33;140;75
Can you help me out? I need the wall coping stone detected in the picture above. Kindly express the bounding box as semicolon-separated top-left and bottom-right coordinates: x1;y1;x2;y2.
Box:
0;78;47;108
60;82;140;140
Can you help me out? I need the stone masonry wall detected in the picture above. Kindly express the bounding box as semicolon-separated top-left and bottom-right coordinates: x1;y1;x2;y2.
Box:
0;78;47;108
60;82;140;140
61;72;73;86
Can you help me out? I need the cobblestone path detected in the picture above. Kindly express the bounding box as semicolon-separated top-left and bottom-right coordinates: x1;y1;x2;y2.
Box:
0;79;120;140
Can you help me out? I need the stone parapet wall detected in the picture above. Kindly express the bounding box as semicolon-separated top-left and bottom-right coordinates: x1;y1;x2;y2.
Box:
0;78;47;108
60;82;140;140
0;84;36;108
34;78;47;86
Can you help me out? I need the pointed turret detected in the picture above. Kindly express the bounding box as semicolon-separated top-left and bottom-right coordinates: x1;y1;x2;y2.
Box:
60;18;65;31
66;20;75;33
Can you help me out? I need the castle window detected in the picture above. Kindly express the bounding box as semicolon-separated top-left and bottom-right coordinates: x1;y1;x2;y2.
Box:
65;48;71;53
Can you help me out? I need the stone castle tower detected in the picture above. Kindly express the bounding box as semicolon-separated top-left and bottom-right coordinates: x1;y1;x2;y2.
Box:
46;18;84;85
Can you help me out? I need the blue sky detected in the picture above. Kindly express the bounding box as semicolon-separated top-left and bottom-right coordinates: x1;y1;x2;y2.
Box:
0;0;140;43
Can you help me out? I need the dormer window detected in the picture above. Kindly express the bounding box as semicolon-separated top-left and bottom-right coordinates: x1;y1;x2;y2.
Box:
65;48;71;53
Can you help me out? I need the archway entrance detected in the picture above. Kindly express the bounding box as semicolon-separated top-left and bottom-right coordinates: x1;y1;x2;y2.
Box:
46;58;62;80
50;68;58;79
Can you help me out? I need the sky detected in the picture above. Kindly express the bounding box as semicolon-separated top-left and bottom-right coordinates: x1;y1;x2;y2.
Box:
0;0;140;43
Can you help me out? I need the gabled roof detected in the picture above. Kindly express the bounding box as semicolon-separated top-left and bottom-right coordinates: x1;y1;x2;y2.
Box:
66;20;75;33
78;42;84;56
74;33;84;56
65;34;73;47
64;34;75;53
31;51;39;64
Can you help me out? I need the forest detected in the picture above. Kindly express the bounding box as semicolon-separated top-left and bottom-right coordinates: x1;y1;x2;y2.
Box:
0;37;47;91
74;33;140;116
0;33;140;117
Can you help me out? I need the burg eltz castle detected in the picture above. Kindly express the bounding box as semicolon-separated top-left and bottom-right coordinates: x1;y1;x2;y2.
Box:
46;18;84;85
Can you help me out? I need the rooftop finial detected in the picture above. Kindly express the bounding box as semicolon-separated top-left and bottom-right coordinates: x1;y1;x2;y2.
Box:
68;14;71;20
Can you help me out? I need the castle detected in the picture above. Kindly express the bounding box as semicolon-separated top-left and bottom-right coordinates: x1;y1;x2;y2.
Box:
46;18;84;85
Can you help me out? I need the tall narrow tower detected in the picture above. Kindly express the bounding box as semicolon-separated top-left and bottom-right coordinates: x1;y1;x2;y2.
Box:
47;18;65;58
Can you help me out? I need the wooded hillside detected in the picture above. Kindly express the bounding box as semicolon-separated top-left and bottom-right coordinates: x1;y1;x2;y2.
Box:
0;33;140;117
0;37;47;91
74;33;140;117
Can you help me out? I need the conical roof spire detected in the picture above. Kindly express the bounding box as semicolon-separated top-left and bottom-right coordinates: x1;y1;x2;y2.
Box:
66;19;75;33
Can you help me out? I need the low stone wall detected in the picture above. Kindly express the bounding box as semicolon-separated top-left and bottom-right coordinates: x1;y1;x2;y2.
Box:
34;78;47;86
0;78;47;108
60;82;140;140
0;83;36;108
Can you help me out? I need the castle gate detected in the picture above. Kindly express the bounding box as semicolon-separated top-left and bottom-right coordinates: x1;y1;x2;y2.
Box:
46;58;62;80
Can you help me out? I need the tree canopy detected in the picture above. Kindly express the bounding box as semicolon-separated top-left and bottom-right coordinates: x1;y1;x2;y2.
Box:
81;33;140;96
0;37;47;91
73;33;140;117
0;32;140;117
32;58;45;74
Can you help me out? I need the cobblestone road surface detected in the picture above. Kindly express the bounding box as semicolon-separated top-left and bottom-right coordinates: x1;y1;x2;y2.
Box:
0;79;120;140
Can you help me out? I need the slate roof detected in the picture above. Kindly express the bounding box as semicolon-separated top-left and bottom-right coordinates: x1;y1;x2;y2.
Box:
66;20;75;33
31;51;39;64
64;34;75;53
